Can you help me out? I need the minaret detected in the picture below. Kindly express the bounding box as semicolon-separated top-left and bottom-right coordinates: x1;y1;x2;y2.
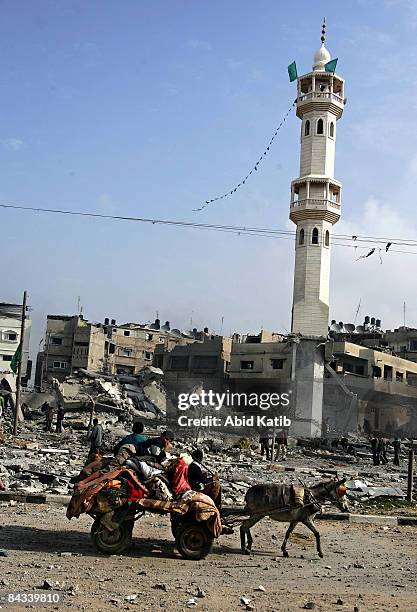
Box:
290;19;345;336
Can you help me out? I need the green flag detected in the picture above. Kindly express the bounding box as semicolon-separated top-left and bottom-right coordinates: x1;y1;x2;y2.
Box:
287;61;298;82
10;344;21;374
325;58;338;73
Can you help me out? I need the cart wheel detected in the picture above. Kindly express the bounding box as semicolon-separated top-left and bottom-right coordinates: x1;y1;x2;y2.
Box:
91;518;133;555
175;520;213;560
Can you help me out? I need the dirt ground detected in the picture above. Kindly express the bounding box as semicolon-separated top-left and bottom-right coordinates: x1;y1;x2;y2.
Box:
0;503;416;611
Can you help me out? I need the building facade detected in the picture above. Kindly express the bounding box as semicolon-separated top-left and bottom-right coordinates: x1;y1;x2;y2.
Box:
0;302;31;379
38;315;111;383
290;22;345;336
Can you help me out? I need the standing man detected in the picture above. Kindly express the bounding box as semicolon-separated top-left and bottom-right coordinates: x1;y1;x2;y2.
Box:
0;393;4;420
275;429;288;461
392;436;401;466
87;418;104;461
56;404;65;434
259;428;272;460
379;437;388;465
41;402;54;432
370;435;379;466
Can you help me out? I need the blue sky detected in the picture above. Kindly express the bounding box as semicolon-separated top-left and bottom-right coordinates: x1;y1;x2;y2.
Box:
2;0;417;357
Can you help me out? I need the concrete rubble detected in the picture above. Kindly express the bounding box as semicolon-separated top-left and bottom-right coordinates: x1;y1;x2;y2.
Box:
0;386;416;513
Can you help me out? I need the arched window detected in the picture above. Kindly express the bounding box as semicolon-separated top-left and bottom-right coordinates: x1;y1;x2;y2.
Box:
317;119;324;135
325;230;330;246
299;228;305;245
304;120;310;136
312;227;319;244
329;122;334;137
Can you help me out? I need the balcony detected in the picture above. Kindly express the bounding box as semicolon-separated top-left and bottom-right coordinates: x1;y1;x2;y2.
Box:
296;91;345;119
290;198;341;223
298;91;344;104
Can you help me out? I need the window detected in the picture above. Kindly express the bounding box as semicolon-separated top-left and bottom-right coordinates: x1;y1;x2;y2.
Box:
329;122;334;137
193;355;218;370
325;230;330;246
396;372;404;382
169;356;189;371
122;348;133;357
51;337;63;345
158;336;165;342
123;330;130;337
4;331;17;341
317;119;324;135
372;365;382;378
74;341;88;347
304;120;310;136
145;333;153;341
240;360;254;370
312;227;319;244
144;351;153;360
52;361;68;369
356;364;365;375
384;365;393;381
2;355;12;362
271;359;284;370
299;228;305;245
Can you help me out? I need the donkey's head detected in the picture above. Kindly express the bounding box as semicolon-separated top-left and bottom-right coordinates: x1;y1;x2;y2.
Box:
315;478;349;512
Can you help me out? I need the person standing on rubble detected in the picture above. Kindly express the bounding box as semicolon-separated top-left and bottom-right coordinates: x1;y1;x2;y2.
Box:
370;435;379;465
88;418;103;460
113;421;147;455
56;404;65;434
41;401;54;432
275;429;288;461
259;428;272;460
0;393;4;420
378;437;388;464
392;436;401;466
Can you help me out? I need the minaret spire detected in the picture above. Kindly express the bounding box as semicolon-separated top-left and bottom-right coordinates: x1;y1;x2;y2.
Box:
321;17;326;44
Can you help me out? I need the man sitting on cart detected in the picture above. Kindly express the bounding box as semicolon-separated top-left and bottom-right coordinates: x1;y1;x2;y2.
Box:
188;449;222;510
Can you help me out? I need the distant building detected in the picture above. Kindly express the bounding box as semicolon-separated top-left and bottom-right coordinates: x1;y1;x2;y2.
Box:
36;314;112;383
0;302;31;379
110;318;195;375
154;332;232;400
36;313;205;384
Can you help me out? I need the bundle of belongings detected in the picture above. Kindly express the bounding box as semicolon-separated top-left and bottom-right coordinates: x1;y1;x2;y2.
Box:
66;441;221;538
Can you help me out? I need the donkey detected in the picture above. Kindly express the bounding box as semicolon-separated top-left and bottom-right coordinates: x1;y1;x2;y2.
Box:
240;478;348;558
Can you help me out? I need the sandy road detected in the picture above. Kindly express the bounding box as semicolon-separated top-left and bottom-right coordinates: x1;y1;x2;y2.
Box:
0;503;416;611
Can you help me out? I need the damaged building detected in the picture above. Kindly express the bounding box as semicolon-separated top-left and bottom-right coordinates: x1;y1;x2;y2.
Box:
0;302;32;383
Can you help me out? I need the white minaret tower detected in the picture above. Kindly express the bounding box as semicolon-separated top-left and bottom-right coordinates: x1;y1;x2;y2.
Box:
290;19;345;336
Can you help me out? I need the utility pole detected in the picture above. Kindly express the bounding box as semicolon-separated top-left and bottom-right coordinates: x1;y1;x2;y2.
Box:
407;447;414;503
13;290;27;435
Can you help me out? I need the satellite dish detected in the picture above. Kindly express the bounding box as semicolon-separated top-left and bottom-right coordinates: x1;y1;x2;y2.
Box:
171;328;182;338
356;325;365;333
344;323;355;332
330;323;342;333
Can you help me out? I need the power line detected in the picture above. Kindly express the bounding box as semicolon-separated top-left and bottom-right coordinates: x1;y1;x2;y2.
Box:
3;201;417;255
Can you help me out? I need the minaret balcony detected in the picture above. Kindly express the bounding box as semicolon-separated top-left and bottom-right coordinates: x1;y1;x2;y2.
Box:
296;91;345;119
290;198;341;224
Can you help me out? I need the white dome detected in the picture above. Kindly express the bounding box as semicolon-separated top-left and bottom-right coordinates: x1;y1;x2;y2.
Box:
313;43;331;71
